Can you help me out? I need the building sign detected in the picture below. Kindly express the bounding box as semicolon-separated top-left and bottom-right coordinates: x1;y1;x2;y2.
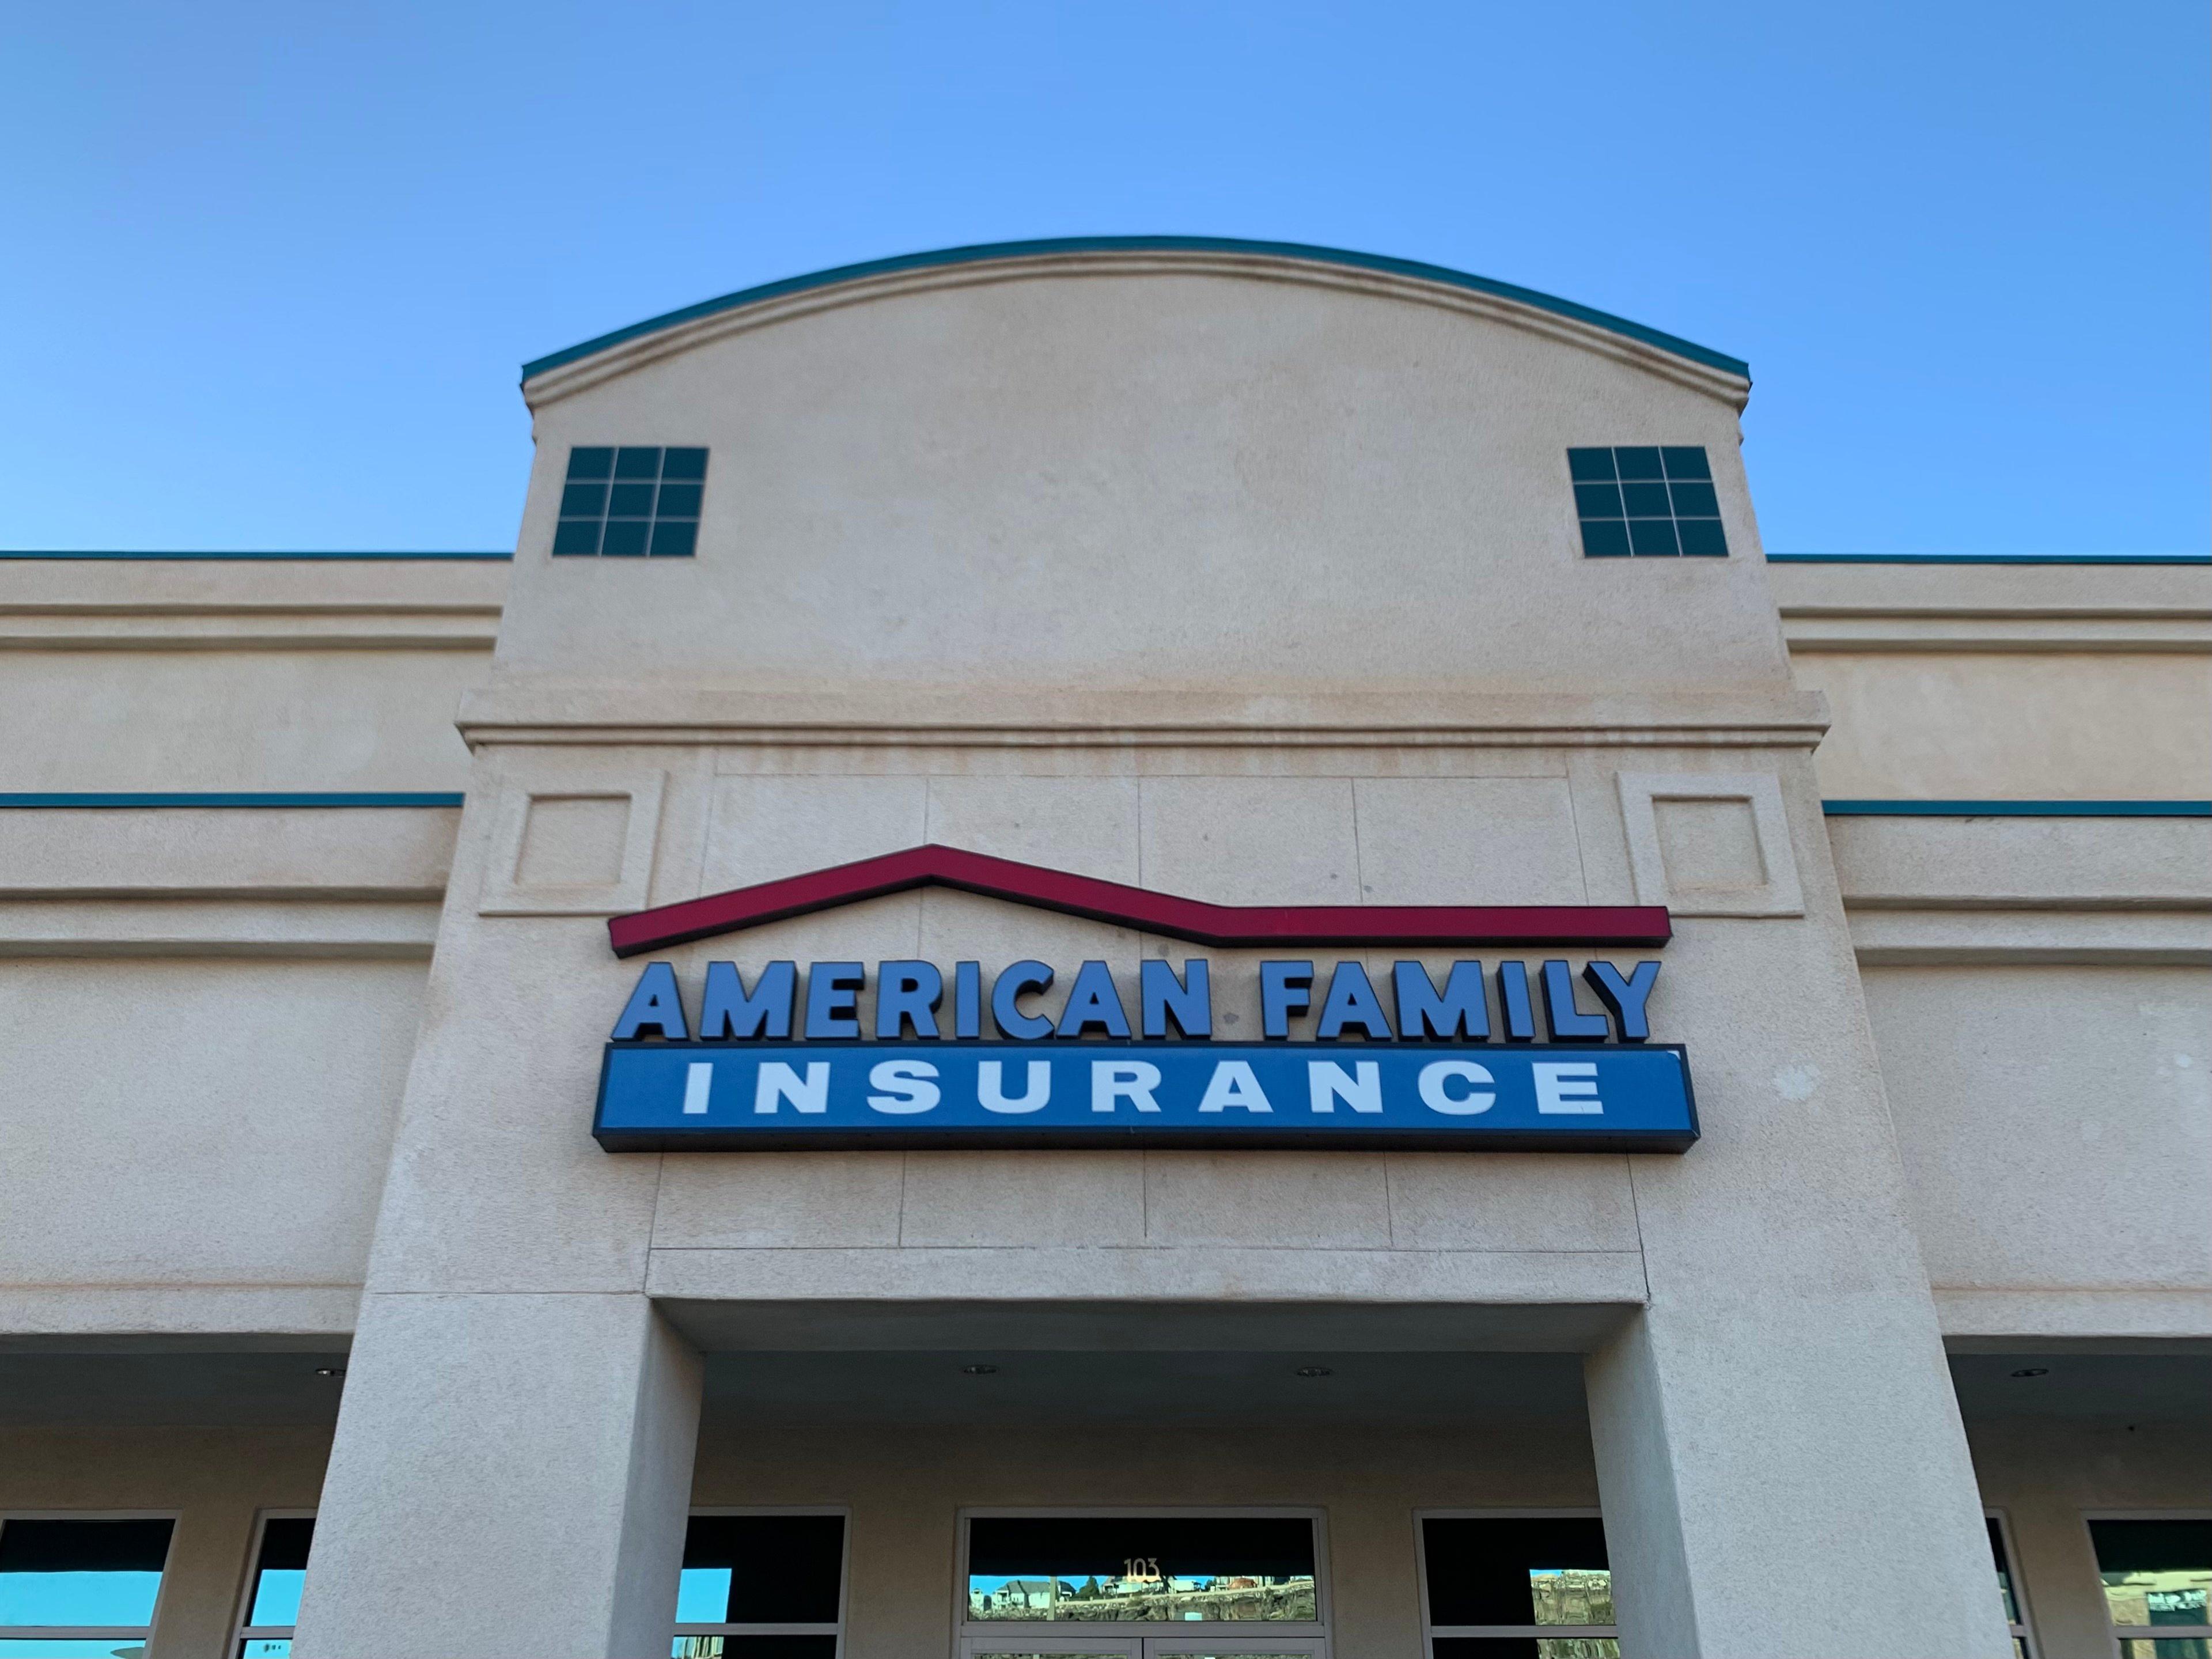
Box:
592;847;1697;1154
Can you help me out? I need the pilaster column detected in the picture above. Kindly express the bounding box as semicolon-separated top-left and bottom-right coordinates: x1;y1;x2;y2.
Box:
291;1291;702;1658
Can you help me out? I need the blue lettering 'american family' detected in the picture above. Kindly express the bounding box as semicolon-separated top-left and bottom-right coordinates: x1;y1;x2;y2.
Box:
609;957;1661;1047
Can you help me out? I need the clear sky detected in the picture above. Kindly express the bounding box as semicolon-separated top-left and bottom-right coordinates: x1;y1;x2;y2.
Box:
4;1;2205;555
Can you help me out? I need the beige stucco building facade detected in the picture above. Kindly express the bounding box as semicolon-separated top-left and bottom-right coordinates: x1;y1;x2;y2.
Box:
1;240;2206;1659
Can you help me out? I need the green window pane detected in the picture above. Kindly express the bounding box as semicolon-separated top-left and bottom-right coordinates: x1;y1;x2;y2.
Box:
1659;446;1711;480
1573;482;1624;519
649;521;699;558
1567;448;1618;482
1612;446;1663;480
1667;479;1720;517
565;446;614;480
1579;520;1632;558
552;519;603;556
600;521;650;556
661;448;710;482
1628;519;1680;556
613;446;664;480
1675;518;1728;556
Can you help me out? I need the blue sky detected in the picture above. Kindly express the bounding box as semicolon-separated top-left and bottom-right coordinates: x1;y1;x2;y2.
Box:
3;1;2204;555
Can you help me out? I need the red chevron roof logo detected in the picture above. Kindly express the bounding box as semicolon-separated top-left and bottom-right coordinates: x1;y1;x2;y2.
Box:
607;844;1671;959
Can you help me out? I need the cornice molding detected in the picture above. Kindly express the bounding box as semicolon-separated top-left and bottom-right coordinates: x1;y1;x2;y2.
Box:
520;244;1752;411
456;684;1830;751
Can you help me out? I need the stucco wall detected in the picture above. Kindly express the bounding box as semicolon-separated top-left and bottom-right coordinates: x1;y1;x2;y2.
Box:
1865;964;2212;1332
0;958;424;1333
1791;650;2212;800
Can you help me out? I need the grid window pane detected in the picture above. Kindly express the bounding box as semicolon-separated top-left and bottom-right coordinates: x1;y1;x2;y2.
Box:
1675;519;1728;556
555;445;707;558
1570;446;1726;557
600;521;650;557
1666;479;1720;517
1572;483;1624;519
0;1518;173;1627
552;518;603;556
1578;520;1632;559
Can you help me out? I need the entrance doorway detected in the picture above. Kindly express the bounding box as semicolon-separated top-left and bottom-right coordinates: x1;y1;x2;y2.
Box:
956;1510;1330;1658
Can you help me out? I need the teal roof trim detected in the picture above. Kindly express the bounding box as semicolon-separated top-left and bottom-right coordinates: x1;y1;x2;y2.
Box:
522;237;1749;382
0;550;511;562
1770;552;2209;566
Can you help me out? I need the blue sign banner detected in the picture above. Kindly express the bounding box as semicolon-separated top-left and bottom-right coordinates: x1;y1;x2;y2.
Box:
594;1042;1697;1152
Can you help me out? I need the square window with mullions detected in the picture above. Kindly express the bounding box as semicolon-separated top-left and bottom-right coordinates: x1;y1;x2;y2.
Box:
1567;445;1727;558
554;445;707;558
675;1509;847;1656
1417;1512;1618;1657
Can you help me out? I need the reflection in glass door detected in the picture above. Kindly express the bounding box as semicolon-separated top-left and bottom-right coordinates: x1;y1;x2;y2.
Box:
957;1510;1328;1659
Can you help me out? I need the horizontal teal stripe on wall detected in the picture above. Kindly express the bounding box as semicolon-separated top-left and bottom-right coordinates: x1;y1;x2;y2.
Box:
1823;800;2211;817
0;550;512;561
0;792;466;808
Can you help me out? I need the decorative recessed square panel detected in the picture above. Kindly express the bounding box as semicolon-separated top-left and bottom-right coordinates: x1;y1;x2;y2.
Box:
1617;771;1804;917
479;771;665;915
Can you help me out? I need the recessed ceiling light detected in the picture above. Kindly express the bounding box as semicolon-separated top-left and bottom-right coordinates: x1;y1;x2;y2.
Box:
960;1363;999;1376
314;1366;347;1378
2009;1368;2050;1379
1294;1365;1334;1379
